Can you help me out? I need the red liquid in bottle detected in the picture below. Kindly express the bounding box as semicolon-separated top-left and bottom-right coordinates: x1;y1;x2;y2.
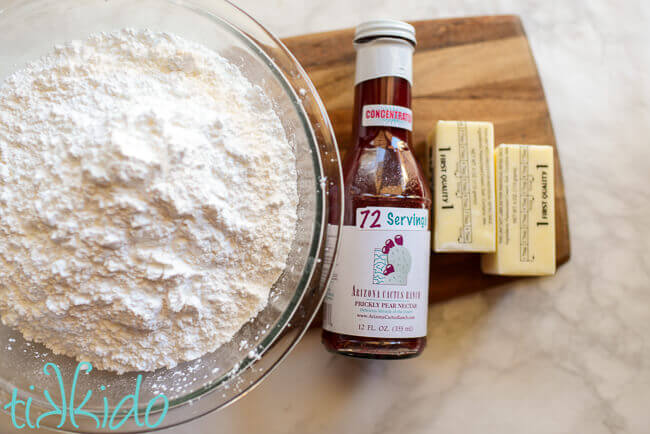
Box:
322;67;432;358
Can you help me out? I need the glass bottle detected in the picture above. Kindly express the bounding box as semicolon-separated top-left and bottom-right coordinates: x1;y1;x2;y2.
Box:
322;20;432;359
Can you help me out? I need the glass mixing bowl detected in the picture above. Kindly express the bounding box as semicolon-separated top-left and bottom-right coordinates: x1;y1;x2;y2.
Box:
0;0;343;431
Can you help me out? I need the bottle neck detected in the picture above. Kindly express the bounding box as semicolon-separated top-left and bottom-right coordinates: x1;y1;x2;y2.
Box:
352;76;413;148
352;37;414;148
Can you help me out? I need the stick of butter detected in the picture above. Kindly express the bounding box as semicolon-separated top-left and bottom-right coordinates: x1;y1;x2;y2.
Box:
428;120;496;252
481;144;556;276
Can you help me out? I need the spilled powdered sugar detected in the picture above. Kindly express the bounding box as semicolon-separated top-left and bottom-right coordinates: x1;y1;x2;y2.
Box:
0;29;298;373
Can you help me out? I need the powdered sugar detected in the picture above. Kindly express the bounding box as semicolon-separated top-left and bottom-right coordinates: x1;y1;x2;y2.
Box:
0;29;298;373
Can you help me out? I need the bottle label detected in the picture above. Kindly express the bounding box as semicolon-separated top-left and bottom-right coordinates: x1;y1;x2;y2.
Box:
361;104;413;131
323;207;430;338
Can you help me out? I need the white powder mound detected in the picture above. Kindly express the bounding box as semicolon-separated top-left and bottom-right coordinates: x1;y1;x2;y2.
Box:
0;29;298;373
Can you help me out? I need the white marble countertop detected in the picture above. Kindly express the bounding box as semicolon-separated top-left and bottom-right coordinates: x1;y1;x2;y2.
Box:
3;0;649;433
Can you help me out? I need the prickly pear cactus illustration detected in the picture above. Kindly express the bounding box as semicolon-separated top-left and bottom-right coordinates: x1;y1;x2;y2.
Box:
373;235;411;285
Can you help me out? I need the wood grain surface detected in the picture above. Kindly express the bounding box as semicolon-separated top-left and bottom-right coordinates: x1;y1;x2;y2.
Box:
282;15;570;302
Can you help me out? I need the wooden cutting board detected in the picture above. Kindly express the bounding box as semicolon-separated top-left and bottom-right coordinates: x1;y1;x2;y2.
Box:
282;15;570;303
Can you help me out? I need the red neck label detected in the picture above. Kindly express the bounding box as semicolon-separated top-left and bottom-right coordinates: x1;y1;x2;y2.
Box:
361;104;413;131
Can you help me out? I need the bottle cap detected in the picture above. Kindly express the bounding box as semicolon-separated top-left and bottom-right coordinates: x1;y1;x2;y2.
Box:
354;20;416;46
